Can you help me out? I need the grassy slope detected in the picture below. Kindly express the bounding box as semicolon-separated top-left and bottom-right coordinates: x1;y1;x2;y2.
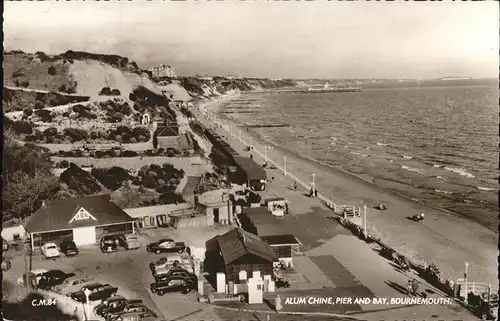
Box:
3;52;76;92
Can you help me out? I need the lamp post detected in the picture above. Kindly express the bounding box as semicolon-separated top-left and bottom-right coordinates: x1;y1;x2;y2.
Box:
464;261;469;304
250;136;253;149
284;157;287;176
363;204;367;239
239;129;242;143
312;173;315;193
83;288;91;320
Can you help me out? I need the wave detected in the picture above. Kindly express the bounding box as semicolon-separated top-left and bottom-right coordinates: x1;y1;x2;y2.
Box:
477;186;495;191
402;165;424;174
376;143;388;146
435;189;453;195
443;166;475;179
403;155;413;159
436;176;446;180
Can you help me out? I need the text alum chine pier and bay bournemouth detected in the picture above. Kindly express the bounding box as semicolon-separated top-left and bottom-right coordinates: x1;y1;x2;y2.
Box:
1;1;498;321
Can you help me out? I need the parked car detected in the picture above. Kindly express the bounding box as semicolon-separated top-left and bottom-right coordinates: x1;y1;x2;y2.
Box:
94;296;143;318
41;243;61;259
17;269;48;287
146;239;187;254
117;234;140;250
53;276;95;295
71;283;118;303
110;311;157;321
152;265;193;279
101;235;118;253
149;255;183;271
1;258;11;271
150;276;197;295
38;270;76;290
60;240;79;256
106;304;156;321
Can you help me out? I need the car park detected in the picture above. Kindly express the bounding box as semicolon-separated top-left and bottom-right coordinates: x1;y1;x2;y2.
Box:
41;243;61;259
53;276;95;295
94;296;143;318
38;270;76;290
17;269;48;287
71;283;118;303
150;276;197;295
146;239;187;254
117;234;140;250
106;304;156;321
110;311;157;321
101;235;118;253
59;240;79;256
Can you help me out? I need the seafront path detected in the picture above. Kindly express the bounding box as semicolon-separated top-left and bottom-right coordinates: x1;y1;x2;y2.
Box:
196;98;477;320
199;94;498;291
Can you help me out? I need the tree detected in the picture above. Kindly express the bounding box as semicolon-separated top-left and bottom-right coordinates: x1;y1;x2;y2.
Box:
47;66;57;75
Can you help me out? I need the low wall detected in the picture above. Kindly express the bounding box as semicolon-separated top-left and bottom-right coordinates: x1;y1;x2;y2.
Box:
172;215;210;229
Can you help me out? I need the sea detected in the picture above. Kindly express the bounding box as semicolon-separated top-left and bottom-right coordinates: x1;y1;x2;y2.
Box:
220;79;499;231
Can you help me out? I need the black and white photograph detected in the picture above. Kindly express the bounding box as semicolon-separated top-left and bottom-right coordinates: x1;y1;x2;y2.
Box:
1;1;498;321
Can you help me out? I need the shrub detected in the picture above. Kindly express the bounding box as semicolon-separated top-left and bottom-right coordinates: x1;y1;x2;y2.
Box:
47;66;57;75
63;128;88;142
58;84;67;92
111;89;121;96
158;192;184;205
142;175;158;189
91;167;130;190
62;112;70;118
23;109;33;117
122;150;139;157
12;120;33;134
43;127;58;137
34;101;45;110
60;160;69;168
99;87;112;96
112;112;123;122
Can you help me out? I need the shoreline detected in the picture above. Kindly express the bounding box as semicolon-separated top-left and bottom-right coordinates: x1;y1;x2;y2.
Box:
199;92;498;289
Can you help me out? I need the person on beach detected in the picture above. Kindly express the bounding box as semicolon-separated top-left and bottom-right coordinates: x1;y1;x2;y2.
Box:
406;280;413;296
314;189;318;198
309;188;313;197
293;182;298;191
411;279;419;296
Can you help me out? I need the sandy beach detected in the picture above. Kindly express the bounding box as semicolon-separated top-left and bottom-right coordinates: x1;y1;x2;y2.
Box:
201;94;498;290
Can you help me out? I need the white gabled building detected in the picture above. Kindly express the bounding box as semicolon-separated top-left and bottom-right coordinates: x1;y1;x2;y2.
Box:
23;194;135;249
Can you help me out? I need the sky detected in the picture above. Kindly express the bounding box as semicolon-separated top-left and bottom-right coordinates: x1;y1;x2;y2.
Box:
4;1;499;79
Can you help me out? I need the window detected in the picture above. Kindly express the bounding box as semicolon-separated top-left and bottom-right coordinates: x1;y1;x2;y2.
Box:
70;207;96;222
239;270;247;281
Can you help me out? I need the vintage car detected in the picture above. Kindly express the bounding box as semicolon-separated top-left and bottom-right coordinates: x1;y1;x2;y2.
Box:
149;255;184;271
1;258;11;271
106;304;156;321
59;240;79;256
53;276;95;295
38;270;76;290
41;243;61;259
101;235;118;253
152;265;194;280
150;276;197;296
94;296;143;318
146;239;187;254
17;269;48;287
117;234;140;250
71;283;118;303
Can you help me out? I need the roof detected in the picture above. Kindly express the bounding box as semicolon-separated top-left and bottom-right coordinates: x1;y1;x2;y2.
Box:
197;189;229;207
242;207;273;216
24;194;134;233
233;156;266;180
156;123;179;137
264;197;287;203
261;235;301;246
124;203;193;218
216;228;277;265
